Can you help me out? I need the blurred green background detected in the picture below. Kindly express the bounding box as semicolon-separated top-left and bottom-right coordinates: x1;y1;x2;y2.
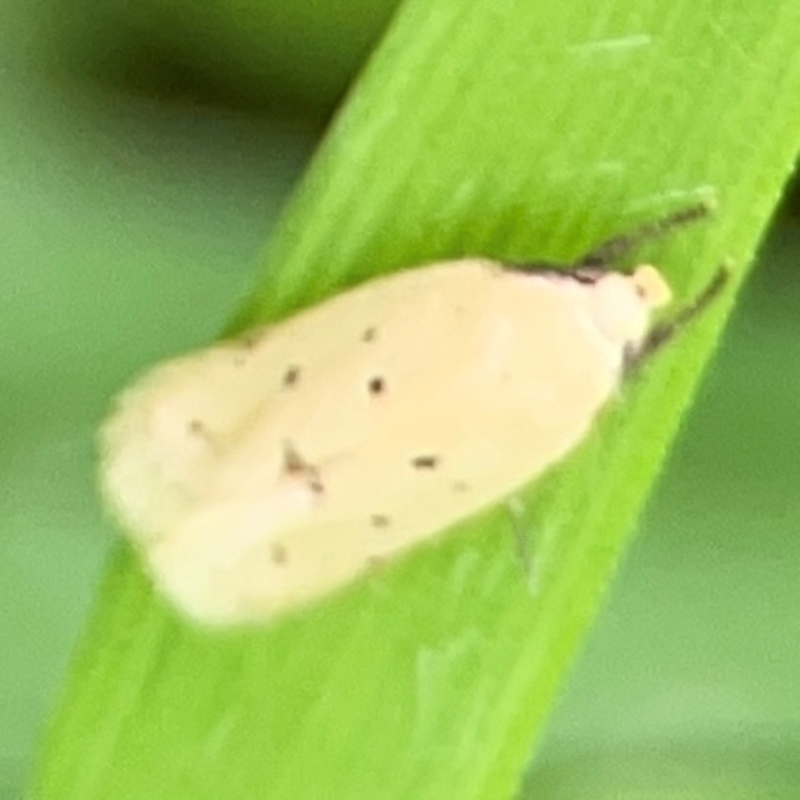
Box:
2;0;799;797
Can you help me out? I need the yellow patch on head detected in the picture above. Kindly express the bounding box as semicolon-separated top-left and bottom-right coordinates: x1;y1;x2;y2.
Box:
631;264;672;310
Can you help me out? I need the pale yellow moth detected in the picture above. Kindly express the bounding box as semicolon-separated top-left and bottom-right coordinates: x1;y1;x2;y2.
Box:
99;204;726;626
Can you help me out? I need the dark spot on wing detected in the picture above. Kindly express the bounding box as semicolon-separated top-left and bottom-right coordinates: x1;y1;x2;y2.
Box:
411;455;439;470
370;514;391;528
368;376;386;395
452;480;470;492
567;267;606;284
362;327;377;342
366;554;385;571
270;542;288;565
283;365;301;387
187;419;206;436
239;330;264;350
282;441;306;474
282;440;324;493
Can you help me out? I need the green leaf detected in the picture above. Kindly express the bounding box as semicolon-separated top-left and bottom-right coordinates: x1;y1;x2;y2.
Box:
31;1;800;799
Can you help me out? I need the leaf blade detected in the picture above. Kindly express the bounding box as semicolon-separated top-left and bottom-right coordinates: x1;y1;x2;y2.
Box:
32;0;800;798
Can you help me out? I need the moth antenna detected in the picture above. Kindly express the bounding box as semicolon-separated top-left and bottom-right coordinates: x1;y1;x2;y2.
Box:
505;496;538;593
578;201;714;269
624;263;730;376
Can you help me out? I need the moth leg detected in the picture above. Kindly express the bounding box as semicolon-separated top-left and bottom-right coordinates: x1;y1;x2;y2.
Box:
505;495;538;594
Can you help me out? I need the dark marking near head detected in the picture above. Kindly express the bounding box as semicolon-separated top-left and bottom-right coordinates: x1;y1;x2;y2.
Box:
411;455;439;470
270;542;288;565
362;327;377;342
368;376;386;395
283;365;301;387
502;260;603;283
370;514;391;529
